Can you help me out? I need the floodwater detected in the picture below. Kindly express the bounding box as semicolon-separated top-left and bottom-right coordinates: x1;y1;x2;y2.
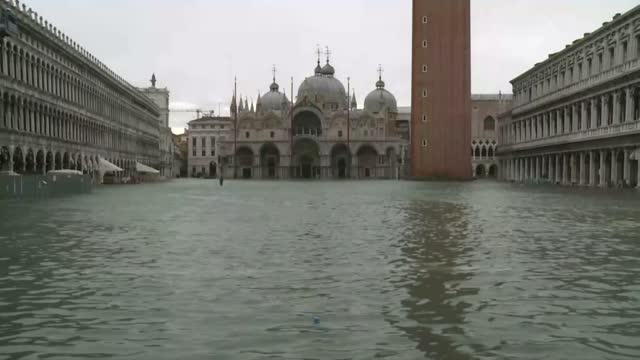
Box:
0;180;639;359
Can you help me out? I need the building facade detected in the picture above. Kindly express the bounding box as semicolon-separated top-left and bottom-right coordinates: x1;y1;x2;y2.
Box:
471;94;512;178
498;6;640;188
0;0;162;181
411;0;472;180
218;56;408;180
187;116;231;178
140;75;176;178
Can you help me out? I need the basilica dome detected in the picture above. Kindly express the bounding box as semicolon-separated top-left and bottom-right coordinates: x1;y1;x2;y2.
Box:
260;81;288;112
364;77;398;113
297;61;347;109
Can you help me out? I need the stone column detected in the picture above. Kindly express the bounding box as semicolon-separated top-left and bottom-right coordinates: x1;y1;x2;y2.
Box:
524;157;530;180
570;153;577;184
542;156;547;179
562;154;569;185
572;104;579;132
624;148;631;186
602;95;610;127
611;149;618;186
557;110;563;134
548;155;555;182
612;91;621;125
626;87;635;122
565;107;571;133
589;151;596;186
591;98;598;129
579;152;586;186
535;157;540;179
521;158;525;182
581;101;588;130
555;154;561;184
599;150;607;187
7;146;13;173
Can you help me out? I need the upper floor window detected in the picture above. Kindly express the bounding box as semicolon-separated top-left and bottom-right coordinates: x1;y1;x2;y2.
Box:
598;53;603;72
192;137;196;147
484;116;496;131
422;16;428;24
568;67;573;83
622;41;628;62
587;58;592;76
577;63;582;80
201;138;206;147
210;137;216;147
609;47;615;68
270;131;275;138
338;130;343;138
245;131;250;139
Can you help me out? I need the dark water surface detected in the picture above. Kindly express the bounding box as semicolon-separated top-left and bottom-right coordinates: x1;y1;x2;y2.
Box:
0;180;639;359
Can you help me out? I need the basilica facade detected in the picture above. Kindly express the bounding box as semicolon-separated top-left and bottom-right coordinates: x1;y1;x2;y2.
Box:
218;57;409;180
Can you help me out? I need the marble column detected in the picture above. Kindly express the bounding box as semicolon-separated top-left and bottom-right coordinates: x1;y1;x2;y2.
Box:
562;154;569;185
581;101;588;130
591;98;598;129
613;91;621;125
555;155;561;184
579;152;586;186
535;157;540;179
626;87;635;122
624;149;631;186
602;95;610;127
611;149;618;186
599;150;607;187
589;151;596;187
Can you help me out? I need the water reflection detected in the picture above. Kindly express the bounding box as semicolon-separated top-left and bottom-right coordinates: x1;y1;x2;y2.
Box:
394;199;476;359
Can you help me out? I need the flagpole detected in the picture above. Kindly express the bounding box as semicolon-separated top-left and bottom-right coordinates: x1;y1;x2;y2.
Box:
347;76;351;178
233;77;238;179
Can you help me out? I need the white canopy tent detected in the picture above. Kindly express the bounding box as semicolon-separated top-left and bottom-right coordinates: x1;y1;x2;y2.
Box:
136;162;160;174
99;157;123;172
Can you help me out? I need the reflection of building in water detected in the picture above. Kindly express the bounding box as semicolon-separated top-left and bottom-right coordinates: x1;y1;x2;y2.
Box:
395;200;476;359
217;52;409;180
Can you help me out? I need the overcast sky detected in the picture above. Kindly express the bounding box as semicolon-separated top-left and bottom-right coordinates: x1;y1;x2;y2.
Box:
26;0;638;133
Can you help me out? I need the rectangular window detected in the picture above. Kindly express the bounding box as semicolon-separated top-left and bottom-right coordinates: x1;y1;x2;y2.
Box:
192;167;196;175
338;130;343;137
201;138;205;147
422;89;428;98
422;65;428;73
422;16;428;24
422;139;428;148
587;59;592;75
210;137;215;148
422;114;428;122
202;150;206;156
568;67;573;83
609;47;615;68
577;63;582;80
192;137;196;147
560;71;565;86
211;150;215;156
192;150;196;157
270;131;275;138
622;41;628;62
598;53;603;72
245;131;250;138
422;40;428;48
553;75;558;89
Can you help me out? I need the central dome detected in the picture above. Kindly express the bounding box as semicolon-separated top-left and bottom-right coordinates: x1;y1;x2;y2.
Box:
297;61;346;109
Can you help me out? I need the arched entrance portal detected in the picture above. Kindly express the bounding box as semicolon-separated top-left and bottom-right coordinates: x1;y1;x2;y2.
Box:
209;161;217;178
293;111;323;137
260;143;280;179
330;143;351;179
475;164;486;178
0;147;10;171
292;138;320;179
236;147;254;179
357;145;378;178
488;164;498;178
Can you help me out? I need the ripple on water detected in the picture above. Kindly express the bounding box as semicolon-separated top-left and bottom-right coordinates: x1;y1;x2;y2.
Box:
0;181;639;359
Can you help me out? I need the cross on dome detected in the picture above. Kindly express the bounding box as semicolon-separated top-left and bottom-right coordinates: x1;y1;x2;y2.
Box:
325;46;332;64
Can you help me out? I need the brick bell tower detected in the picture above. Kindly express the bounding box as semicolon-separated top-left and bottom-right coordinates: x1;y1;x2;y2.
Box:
411;0;472;180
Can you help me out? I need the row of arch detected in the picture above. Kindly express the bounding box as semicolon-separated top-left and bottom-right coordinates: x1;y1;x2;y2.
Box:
225;141;399;179
0;89;159;157
0;144;158;175
0;36;158;136
503;86;640;145
472;144;497;159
